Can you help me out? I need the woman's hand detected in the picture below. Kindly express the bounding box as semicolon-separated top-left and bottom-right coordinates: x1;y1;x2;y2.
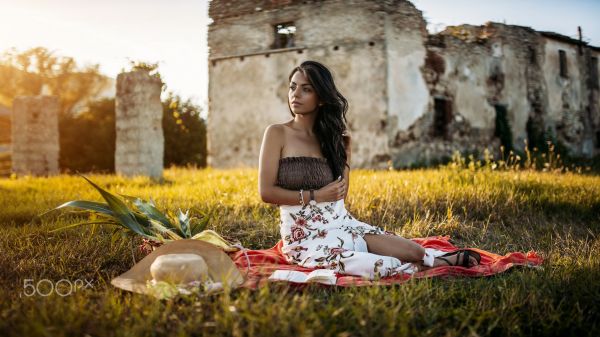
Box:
315;176;346;202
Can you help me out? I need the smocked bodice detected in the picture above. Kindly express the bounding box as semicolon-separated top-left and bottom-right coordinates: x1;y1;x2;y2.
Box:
276;156;335;191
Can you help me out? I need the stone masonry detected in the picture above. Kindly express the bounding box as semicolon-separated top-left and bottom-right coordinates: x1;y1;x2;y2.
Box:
115;70;164;179
207;0;600;168
11;96;60;176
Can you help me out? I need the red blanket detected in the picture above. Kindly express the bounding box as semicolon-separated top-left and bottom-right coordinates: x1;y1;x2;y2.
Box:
228;236;543;288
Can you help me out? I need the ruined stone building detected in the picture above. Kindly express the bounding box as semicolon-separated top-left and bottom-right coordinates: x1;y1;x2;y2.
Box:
207;0;600;168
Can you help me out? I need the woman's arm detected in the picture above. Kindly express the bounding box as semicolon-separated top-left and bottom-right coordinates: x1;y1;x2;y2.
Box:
259;124;348;205
258;124;308;206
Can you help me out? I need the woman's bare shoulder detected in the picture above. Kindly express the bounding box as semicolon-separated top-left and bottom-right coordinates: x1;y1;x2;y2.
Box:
262;123;287;144
264;123;285;133
265;120;297;136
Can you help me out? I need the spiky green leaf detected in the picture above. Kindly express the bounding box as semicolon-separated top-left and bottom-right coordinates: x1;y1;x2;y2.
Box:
148;219;182;240
49;221;117;233
39;200;114;218
79;175;148;237
122;195;173;229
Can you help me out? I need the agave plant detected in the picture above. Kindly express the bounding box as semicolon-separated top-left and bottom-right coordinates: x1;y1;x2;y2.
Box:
42;175;214;245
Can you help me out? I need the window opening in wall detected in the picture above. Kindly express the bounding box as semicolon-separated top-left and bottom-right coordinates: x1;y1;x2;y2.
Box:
528;46;537;65
590;57;599;89
433;98;452;138
494;104;513;155
559;49;568;78
272;22;296;49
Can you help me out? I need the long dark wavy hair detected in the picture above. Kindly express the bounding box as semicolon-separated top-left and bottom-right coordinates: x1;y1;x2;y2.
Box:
288;61;349;178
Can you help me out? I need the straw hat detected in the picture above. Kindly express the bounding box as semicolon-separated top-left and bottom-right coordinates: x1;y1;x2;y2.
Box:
111;239;245;298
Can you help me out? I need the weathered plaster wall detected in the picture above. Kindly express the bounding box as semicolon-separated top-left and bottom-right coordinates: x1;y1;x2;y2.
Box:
542;39;582;123
543;38;600;157
208;0;391;168
389;23;552;167
442;31;496;130
208;47;389;168
209;0;383;59
591;49;600;144
541;38;589;155
489;25;542;148
208;54;300;167
384;2;429;133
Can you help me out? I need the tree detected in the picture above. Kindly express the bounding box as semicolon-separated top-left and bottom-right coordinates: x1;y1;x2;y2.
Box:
162;93;207;167
0;47;111;116
60;98;116;173
0;47;114;172
59;93;207;172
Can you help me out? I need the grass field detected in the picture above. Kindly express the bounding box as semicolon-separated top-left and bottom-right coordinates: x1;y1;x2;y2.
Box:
1;164;599;336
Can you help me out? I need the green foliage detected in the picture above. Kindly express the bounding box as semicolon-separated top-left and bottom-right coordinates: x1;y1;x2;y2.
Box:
42;175;210;242
0;47;110;116
57;94;207;172
60;98;116;173
126;60;163;83
162;94;207;167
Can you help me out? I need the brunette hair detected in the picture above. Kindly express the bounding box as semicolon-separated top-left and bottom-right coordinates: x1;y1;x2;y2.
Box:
288;61;349;178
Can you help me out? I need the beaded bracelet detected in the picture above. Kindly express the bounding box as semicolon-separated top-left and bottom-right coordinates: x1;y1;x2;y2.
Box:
299;189;305;206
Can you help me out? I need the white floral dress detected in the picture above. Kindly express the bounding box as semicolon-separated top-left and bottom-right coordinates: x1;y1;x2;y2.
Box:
277;157;444;280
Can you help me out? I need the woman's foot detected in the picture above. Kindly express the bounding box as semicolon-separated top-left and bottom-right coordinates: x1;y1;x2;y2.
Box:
434;250;481;268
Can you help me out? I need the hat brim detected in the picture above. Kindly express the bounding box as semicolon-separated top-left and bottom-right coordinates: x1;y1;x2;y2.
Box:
111;239;245;295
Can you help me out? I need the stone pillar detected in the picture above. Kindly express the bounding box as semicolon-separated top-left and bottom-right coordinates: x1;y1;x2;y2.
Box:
115;70;164;179
11;96;60;176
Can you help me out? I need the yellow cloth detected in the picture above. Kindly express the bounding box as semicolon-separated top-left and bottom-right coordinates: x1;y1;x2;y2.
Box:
191;229;241;252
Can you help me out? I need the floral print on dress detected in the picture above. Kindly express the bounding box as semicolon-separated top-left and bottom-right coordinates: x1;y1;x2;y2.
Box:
280;200;425;280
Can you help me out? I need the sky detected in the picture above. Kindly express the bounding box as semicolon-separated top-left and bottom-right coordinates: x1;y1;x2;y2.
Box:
1;0;598;110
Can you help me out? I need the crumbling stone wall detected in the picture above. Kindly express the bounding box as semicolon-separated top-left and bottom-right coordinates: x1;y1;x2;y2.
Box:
383;1;430;167
540;37;599;157
115;70;164;179
587;49;600;155
208;0;600;168
11;96;60;176
390;22;599;167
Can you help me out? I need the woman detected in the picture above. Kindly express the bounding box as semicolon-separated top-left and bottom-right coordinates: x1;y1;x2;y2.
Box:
258;61;480;280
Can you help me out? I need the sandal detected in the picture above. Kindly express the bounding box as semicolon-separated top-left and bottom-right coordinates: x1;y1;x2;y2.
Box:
436;249;481;268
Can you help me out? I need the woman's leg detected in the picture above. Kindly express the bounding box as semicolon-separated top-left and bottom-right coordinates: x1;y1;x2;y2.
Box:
363;234;478;270
363;234;426;262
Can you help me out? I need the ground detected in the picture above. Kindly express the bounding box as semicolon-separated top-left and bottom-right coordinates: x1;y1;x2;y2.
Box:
1;165;599;336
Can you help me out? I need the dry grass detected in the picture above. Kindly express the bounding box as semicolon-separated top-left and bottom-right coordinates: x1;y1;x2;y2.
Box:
1;165;599;336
